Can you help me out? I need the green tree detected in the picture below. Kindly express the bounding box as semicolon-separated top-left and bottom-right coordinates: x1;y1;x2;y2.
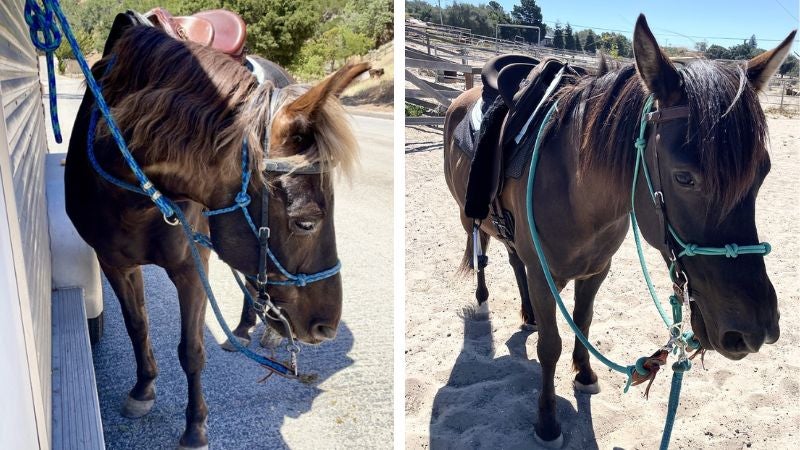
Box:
511;0;546;44
406;0;436;22
293;25;371;78
552;23;564;49
574;33;582;52
779;54;799;77
564;23;575;50
694;41;708;53
728;42;760;60
705;44;730;59
748;34;757;48
583;29;596;53
443;3;492;36
344;0;393;47
614;33;632;57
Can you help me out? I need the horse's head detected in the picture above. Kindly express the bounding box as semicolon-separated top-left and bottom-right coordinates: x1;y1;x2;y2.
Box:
631;15;795;359
209;63;368;344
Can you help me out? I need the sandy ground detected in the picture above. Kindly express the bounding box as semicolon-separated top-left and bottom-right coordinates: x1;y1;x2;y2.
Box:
404;116;800;449
44;67;394;449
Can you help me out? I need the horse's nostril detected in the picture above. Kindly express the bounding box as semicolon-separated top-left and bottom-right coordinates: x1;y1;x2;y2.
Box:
721;330;762;354
311;323;337;341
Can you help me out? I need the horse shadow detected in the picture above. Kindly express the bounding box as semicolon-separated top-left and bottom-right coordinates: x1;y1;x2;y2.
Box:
405;140;443;154
92;265;354;450
429;311;599;449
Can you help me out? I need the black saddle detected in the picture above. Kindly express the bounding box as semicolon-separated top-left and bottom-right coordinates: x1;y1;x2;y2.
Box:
481;54;539;104
464;56;584;220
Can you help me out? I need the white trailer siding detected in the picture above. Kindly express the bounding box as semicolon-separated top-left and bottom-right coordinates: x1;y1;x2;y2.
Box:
0;0;53;445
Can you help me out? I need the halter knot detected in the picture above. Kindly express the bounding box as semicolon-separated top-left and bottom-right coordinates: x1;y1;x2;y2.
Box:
634;137;647;151
24;1;61;52
682;244;698;257
235;192;251;207
724;243;739;258
672;359;692;373
295;274;308;287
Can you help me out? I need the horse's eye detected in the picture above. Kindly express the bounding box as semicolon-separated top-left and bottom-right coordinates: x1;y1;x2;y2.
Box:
290;218;319;235
674;171;695;186
292;135;304;144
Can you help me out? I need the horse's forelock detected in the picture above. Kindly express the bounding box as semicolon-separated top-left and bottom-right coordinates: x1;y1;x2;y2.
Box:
679;60;769;217
554;59;768;218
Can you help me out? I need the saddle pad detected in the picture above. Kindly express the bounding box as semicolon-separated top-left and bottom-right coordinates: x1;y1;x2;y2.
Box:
452;101;479;159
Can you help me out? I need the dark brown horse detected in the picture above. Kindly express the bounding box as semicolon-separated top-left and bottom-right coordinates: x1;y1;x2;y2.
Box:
443;15;795;446
66;25;367;449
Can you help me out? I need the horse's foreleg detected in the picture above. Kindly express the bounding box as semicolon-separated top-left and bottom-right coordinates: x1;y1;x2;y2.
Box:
167;261;210;450
99;262;158;418
220;289;256;352
527;266;566;448
571;263;610;395
508;250;536;330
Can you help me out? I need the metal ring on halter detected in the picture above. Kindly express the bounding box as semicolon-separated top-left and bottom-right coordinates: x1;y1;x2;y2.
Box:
264;305;283;321
653;190;665;207
163;213;180;226
286;343;301;354
251;300;266;314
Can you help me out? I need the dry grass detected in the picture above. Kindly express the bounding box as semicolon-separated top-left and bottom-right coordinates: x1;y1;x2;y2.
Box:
340;43;394;109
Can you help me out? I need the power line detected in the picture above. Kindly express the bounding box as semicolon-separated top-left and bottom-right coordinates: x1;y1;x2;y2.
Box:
540;19;797;43
774;0;798;22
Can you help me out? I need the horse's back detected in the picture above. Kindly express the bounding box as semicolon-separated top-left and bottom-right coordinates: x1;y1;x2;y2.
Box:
245;55;295;88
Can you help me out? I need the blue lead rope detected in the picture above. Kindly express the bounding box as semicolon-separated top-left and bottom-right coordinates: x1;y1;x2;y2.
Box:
26;0;339;377
24;0;62;142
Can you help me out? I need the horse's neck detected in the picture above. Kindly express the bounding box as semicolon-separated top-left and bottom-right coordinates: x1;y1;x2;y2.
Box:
557;115;637;223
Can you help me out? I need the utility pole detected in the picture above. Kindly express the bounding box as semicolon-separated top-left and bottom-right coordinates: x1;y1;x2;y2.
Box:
438;0;443;26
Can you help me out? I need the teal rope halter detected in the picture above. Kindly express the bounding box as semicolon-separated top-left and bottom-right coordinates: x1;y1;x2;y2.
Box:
525;93;773;449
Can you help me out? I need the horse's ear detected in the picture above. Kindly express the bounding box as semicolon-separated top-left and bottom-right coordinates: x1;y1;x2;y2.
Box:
633;14;681;104
287;63;371;117
746;30;797;92
597;52;608;76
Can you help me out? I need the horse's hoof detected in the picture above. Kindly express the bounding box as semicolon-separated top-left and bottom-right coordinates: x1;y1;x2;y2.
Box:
121;396;155;418
220;335;251;352
471;301;490;320
260;327;283;349
573;379;601;394
533;431;564;449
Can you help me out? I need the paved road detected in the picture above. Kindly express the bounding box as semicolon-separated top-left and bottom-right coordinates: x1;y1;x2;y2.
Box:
45;69;393;449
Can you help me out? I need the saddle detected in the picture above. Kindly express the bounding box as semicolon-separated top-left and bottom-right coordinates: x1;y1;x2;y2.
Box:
145;8;247;61
463;56;585;222
480;54;539;105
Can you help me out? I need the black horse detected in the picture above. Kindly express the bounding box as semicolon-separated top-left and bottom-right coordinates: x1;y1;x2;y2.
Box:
66;15;366;449
443;14;795;446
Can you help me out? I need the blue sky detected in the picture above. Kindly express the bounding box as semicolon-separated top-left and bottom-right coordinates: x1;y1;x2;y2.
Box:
418;0;799;50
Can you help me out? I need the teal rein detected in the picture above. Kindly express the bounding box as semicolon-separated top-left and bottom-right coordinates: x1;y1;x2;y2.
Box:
525;93;772;449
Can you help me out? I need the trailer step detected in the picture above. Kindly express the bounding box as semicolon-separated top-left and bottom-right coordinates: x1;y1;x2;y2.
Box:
51;287;104;450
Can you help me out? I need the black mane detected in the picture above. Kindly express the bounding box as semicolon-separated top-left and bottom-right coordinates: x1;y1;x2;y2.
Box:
549;59;769;215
